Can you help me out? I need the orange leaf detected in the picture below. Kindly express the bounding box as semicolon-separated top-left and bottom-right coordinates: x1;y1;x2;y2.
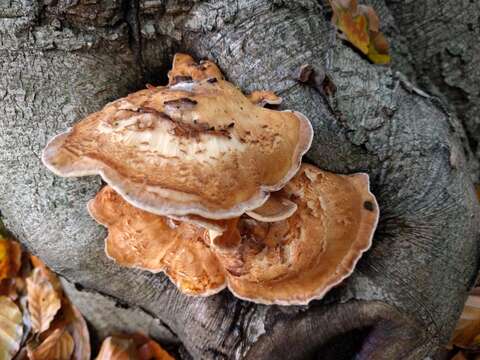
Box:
0;236;22;281
449;291;480;350
95;334;175;360
0;296;23;359
95;336;138;360
26;267;61;334
138;340;175;360
358;4;379;31
27;328;74;360
331;0;370;54
367;32;391;65
329;0;390;64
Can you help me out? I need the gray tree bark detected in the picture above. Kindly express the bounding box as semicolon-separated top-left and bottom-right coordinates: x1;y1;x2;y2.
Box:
0;0;479;359
386;0;480;179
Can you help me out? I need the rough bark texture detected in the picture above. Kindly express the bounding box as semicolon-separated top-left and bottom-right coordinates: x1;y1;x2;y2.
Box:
386;0;480;180
0;1;479;359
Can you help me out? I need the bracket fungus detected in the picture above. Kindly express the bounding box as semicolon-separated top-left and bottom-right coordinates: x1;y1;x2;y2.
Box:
42;54;313;219
42;53;379;305
88;163;378;305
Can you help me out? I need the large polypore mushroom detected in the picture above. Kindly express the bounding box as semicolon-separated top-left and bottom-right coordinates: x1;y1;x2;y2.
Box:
88;163;379;305
42;54;313;219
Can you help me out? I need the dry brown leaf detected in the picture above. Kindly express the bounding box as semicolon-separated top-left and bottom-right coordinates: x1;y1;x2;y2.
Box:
27;328;74;360
63;303;91;360
30;255;62;294
0;296;23;359
69;304;91;360
329;0;390;64
45;300;91;360
449;291;480;350
26;267;61;334
0;236;22;282
95;336;138;360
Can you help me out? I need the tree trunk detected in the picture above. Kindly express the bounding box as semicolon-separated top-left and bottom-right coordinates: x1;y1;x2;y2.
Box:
1;1;479;359
386;0;480;179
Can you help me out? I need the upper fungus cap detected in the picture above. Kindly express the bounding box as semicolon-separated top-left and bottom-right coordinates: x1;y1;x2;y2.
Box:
42;54;313;219
213;164;379;305
88;186;226;296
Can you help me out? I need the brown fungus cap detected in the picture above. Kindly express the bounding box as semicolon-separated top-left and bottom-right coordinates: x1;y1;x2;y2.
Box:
88;186;226;296
167;53;224;85
42;54;313;219
246;192;298;222
213;164;379;305
89;164;379;304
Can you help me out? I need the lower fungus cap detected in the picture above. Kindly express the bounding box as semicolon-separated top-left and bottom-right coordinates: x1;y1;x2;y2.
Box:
88;186;226;296
89;163;379;305
42;54;313;220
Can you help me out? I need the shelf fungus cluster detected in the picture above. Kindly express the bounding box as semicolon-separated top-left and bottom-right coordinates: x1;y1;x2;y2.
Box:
42;54;379;305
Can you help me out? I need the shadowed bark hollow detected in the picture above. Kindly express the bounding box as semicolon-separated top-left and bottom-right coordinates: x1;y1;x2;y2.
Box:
0;0;479;359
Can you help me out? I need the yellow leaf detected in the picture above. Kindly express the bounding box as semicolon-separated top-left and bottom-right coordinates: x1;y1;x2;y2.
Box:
27;328;74;360
0;296;23;360
26;268;61;334
367;31;390;64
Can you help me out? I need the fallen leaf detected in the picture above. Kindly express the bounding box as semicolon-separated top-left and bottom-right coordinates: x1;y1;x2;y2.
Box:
329;0;390;64
26;268;61;334
451;351;468;360
30;255;62;294
95;336;138;360
331;0;370;54
27;328;74;360
0;236;22;282
0;296;23;359
68;304;91;360
449;291;480;350
53;302;90;360
138;339;175;360
96;334;175;360
367;31;390;65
